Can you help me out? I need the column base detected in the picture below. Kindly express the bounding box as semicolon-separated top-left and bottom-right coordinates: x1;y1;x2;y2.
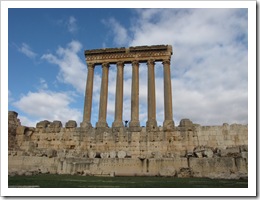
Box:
129;120;141;132
146;120;158;132
112;121;124;128
96;120;108;128
80;121;92;129
163;120;175;131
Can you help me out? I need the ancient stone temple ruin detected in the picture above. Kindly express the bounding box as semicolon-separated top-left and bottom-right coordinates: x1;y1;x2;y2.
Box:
81;45;174;132
8;45;248;179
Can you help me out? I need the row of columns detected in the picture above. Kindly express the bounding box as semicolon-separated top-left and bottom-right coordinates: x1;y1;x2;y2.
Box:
81;59;174;130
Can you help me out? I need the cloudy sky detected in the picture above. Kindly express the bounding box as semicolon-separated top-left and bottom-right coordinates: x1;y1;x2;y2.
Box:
7;5;249;127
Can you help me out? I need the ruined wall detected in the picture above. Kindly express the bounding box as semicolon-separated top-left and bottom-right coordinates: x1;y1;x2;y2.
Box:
8;112;248;179
8;111;21;150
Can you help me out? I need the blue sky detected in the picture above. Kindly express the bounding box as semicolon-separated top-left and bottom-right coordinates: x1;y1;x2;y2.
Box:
8;7;249;127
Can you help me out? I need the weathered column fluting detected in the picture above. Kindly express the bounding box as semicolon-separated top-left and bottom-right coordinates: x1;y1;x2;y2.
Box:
81;63;95;128
146;59;157;131
96;63;109;128
162;59;175;130
112;61;124;128
129;60;140;130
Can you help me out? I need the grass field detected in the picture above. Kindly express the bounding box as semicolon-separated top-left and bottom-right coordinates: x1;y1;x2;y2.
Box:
8;174;248;188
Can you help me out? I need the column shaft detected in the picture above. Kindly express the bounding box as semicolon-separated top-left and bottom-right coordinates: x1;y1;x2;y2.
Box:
129;60;140;128
81;63;95;128
163;59;175;130
146;59;157;130
112;62;124;127
96;63;109;128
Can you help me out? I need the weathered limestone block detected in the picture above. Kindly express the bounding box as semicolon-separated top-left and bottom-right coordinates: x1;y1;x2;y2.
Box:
17;170;26;176
88;151;96;158
8;111;21;150
203;148;214;158
36;120;51;128
189;157;241;178
159;167;176;177
65;120;77;128
240;145;248;152
9;111;18;119
221;147;240;157
177;168;193;178
194;151;203;158
24;127;35;137
163;120;175;131
16;126;26;135
47;121;62;132
235;157;247;174
241;151;248;163
151;152;163;159
100;152;109;158
117;151;126;158
24;171;33;176
109;151;116;158
27;141;37;152
46;149;57;158
49;121;62;128
39;167;49;174
83;169;92;176
126;151;132;158
179;119;193;127
8;169;18;176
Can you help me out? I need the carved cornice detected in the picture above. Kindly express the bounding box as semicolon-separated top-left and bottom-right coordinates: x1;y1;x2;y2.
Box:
85;45;172;64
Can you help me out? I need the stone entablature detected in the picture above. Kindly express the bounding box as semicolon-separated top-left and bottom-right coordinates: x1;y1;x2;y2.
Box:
85;45;172;64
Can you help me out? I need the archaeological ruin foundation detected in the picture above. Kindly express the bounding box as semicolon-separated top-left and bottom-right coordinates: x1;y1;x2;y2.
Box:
8;45;248;179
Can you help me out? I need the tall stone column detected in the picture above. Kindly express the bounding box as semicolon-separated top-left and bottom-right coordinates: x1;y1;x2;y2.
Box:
129;60;140;130
146;59;157;131
112;61;124;128
96;63;109;128
81;63;95;128
162;59;175;130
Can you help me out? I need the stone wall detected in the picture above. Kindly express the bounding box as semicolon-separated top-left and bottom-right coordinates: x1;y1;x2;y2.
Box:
8;111;20;150
8;111;248;179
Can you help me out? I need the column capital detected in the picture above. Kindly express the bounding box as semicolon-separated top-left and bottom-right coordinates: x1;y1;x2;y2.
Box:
147;59;155;66
162;59;171;66
132;60;139;66
102;62;110;68
87;62;95;69
117;61;124;67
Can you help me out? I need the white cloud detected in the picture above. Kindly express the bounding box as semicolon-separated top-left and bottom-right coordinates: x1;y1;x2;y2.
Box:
18;43;37;59
16;9;247;127
17;115;38;127
8;90;14;103
104;8;248;126
67;16;78;34
38;78;48;90
13;90;82;126
102;17;129;46
41;40;87;94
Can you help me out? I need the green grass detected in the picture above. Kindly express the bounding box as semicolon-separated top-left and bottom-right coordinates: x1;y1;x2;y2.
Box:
8;174;248;188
